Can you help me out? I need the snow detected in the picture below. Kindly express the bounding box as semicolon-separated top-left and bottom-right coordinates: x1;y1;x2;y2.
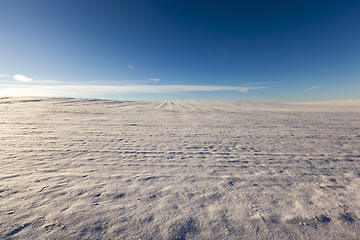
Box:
1;97;360;239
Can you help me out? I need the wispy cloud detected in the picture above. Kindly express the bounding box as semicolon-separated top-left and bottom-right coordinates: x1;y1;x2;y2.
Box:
1;74;62;84
33;79;62;84
241;81;280;85
0;84;266;97
148;78;160;81
128;65;134;69
13;74;33;82
305;86;323;90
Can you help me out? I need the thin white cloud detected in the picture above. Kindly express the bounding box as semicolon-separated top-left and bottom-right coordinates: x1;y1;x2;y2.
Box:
0;84;266;97
33;79;62;84
0;74;11;77
148;78;160;81
128;65;134;69
305;86;323;90
14;74;33;82
241;81;280;85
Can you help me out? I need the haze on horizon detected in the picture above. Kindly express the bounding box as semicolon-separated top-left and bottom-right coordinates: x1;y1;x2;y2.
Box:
1;0;359;102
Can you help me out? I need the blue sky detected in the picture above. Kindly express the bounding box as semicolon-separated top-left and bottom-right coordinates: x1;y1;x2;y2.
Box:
1;0;359;102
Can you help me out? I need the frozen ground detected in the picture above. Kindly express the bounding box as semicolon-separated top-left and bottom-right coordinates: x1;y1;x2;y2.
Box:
1;97;360;239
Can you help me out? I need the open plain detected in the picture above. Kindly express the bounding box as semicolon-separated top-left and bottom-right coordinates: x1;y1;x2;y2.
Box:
1;97;360;239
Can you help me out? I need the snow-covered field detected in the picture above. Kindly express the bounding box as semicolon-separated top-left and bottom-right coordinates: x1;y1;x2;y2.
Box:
1;97;360;239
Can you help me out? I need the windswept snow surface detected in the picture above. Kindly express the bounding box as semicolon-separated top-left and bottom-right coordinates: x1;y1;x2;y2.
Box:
1;97;360;239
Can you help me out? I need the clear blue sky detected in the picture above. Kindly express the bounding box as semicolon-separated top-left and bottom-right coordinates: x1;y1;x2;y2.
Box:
1;0;359;101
